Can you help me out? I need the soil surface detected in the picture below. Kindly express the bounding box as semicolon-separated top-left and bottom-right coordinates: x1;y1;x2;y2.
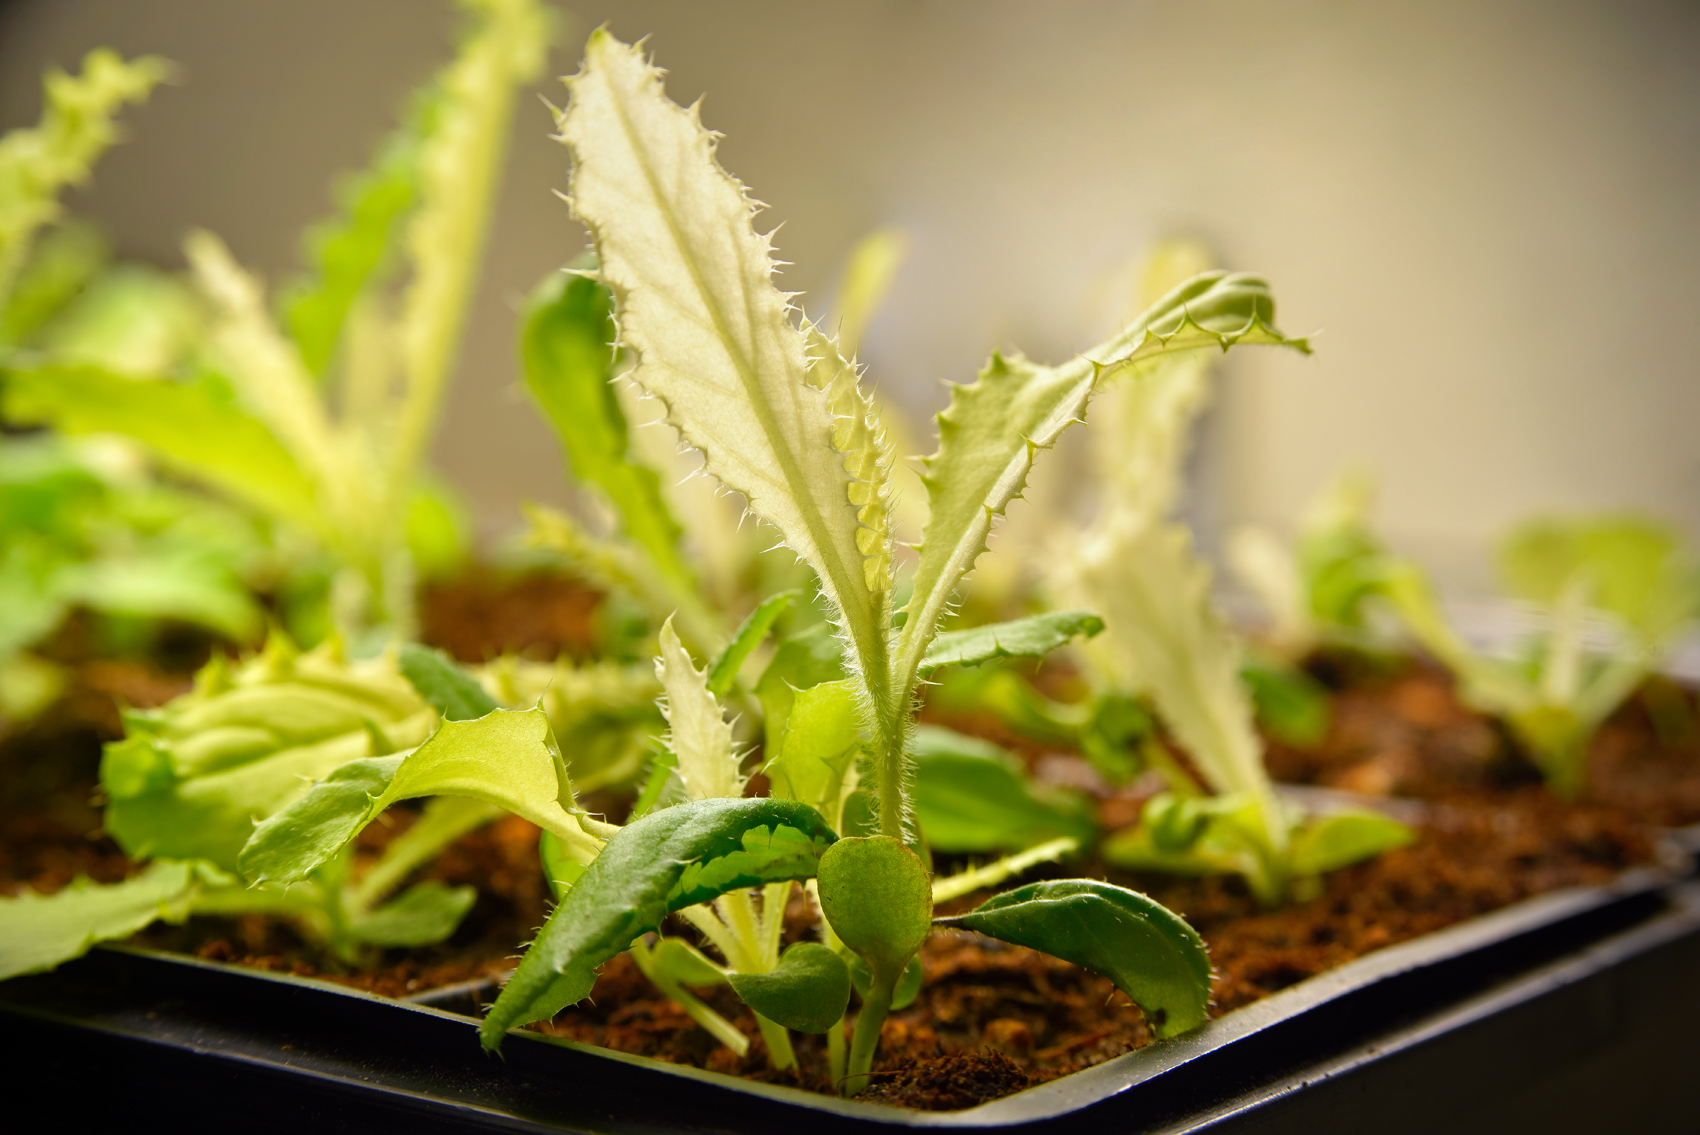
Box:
4;585;1698;1110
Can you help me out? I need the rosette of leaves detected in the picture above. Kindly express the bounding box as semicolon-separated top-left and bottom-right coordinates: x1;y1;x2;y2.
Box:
3;0;550;646
1383;514;1699;798
0;635;494;978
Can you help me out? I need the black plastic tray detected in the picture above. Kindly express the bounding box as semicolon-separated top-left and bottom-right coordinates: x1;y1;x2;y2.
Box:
4;861;1698;1133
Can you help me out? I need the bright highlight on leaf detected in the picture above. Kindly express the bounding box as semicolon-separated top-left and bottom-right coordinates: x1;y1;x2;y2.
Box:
554;31;892;733
480;798;836;1048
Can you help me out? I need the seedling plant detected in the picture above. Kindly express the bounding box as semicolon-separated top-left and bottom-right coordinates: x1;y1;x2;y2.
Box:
228;31;1335;1094
4;0;550;648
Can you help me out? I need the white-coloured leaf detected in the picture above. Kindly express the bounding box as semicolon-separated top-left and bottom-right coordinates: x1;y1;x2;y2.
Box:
186;230;347;500
556;32;890;700
1073;517;1285;851
655;618;743;801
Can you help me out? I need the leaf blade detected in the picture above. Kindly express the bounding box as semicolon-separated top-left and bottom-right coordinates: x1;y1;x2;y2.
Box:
919;609;1104;673
937;879;1211;1038
522;270;693;593
480;797;836;1048
556;31;890;713
897;272;1308;695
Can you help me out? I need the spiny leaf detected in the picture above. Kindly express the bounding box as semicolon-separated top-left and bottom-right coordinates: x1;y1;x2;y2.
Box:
919;609;1104;673
655;617;742;801
389;0;548;481
522;270;693;593
555;31;890;716
936;879;1211;1038
803;322;895;592
480;797;836;1048
0;49;168;311
897;272;1309;698
1073;518;1285;851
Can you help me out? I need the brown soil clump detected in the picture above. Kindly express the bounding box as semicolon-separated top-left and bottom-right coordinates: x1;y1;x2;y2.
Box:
421;569;601;662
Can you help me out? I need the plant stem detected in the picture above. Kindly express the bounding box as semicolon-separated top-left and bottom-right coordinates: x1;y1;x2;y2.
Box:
351;796;502;910
828;1016;847;1085
844;966;897;1096
754;1011;797;1071
629;939;749;1057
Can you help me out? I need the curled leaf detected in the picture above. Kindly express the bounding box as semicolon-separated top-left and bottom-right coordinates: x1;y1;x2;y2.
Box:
937;879;1210;1038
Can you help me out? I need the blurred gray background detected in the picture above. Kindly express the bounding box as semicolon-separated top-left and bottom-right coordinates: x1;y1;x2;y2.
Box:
3;0;1696;595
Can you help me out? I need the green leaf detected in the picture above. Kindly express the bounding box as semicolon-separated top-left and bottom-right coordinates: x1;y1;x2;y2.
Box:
0;860;200;980
348;879;477;947
1073;519;1285;854
522;270;693;593
240;707;594;885
1499;515;1700;643
237;755;401;884
479;797;836;1048
755;624;847;754
763;679;861;819
897;271;1309;700
936;880;1210;1038
0;49;168;312
1240;655;1331;748
910;725;1096;853
649;936;727;987
919;609;1104;673
728;942;851;1034
816;835;931;979
397;643;497;721
281;91;430;378
0;219;108;346
1;365;321;531
846;952;924;1012
1287;810;1414;876
707;589;798;697
556;31;892;733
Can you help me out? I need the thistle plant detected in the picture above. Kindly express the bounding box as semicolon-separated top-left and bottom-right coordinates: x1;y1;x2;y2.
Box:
4;0;548;646
1040;254;1410;906
478;33;1299;1090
